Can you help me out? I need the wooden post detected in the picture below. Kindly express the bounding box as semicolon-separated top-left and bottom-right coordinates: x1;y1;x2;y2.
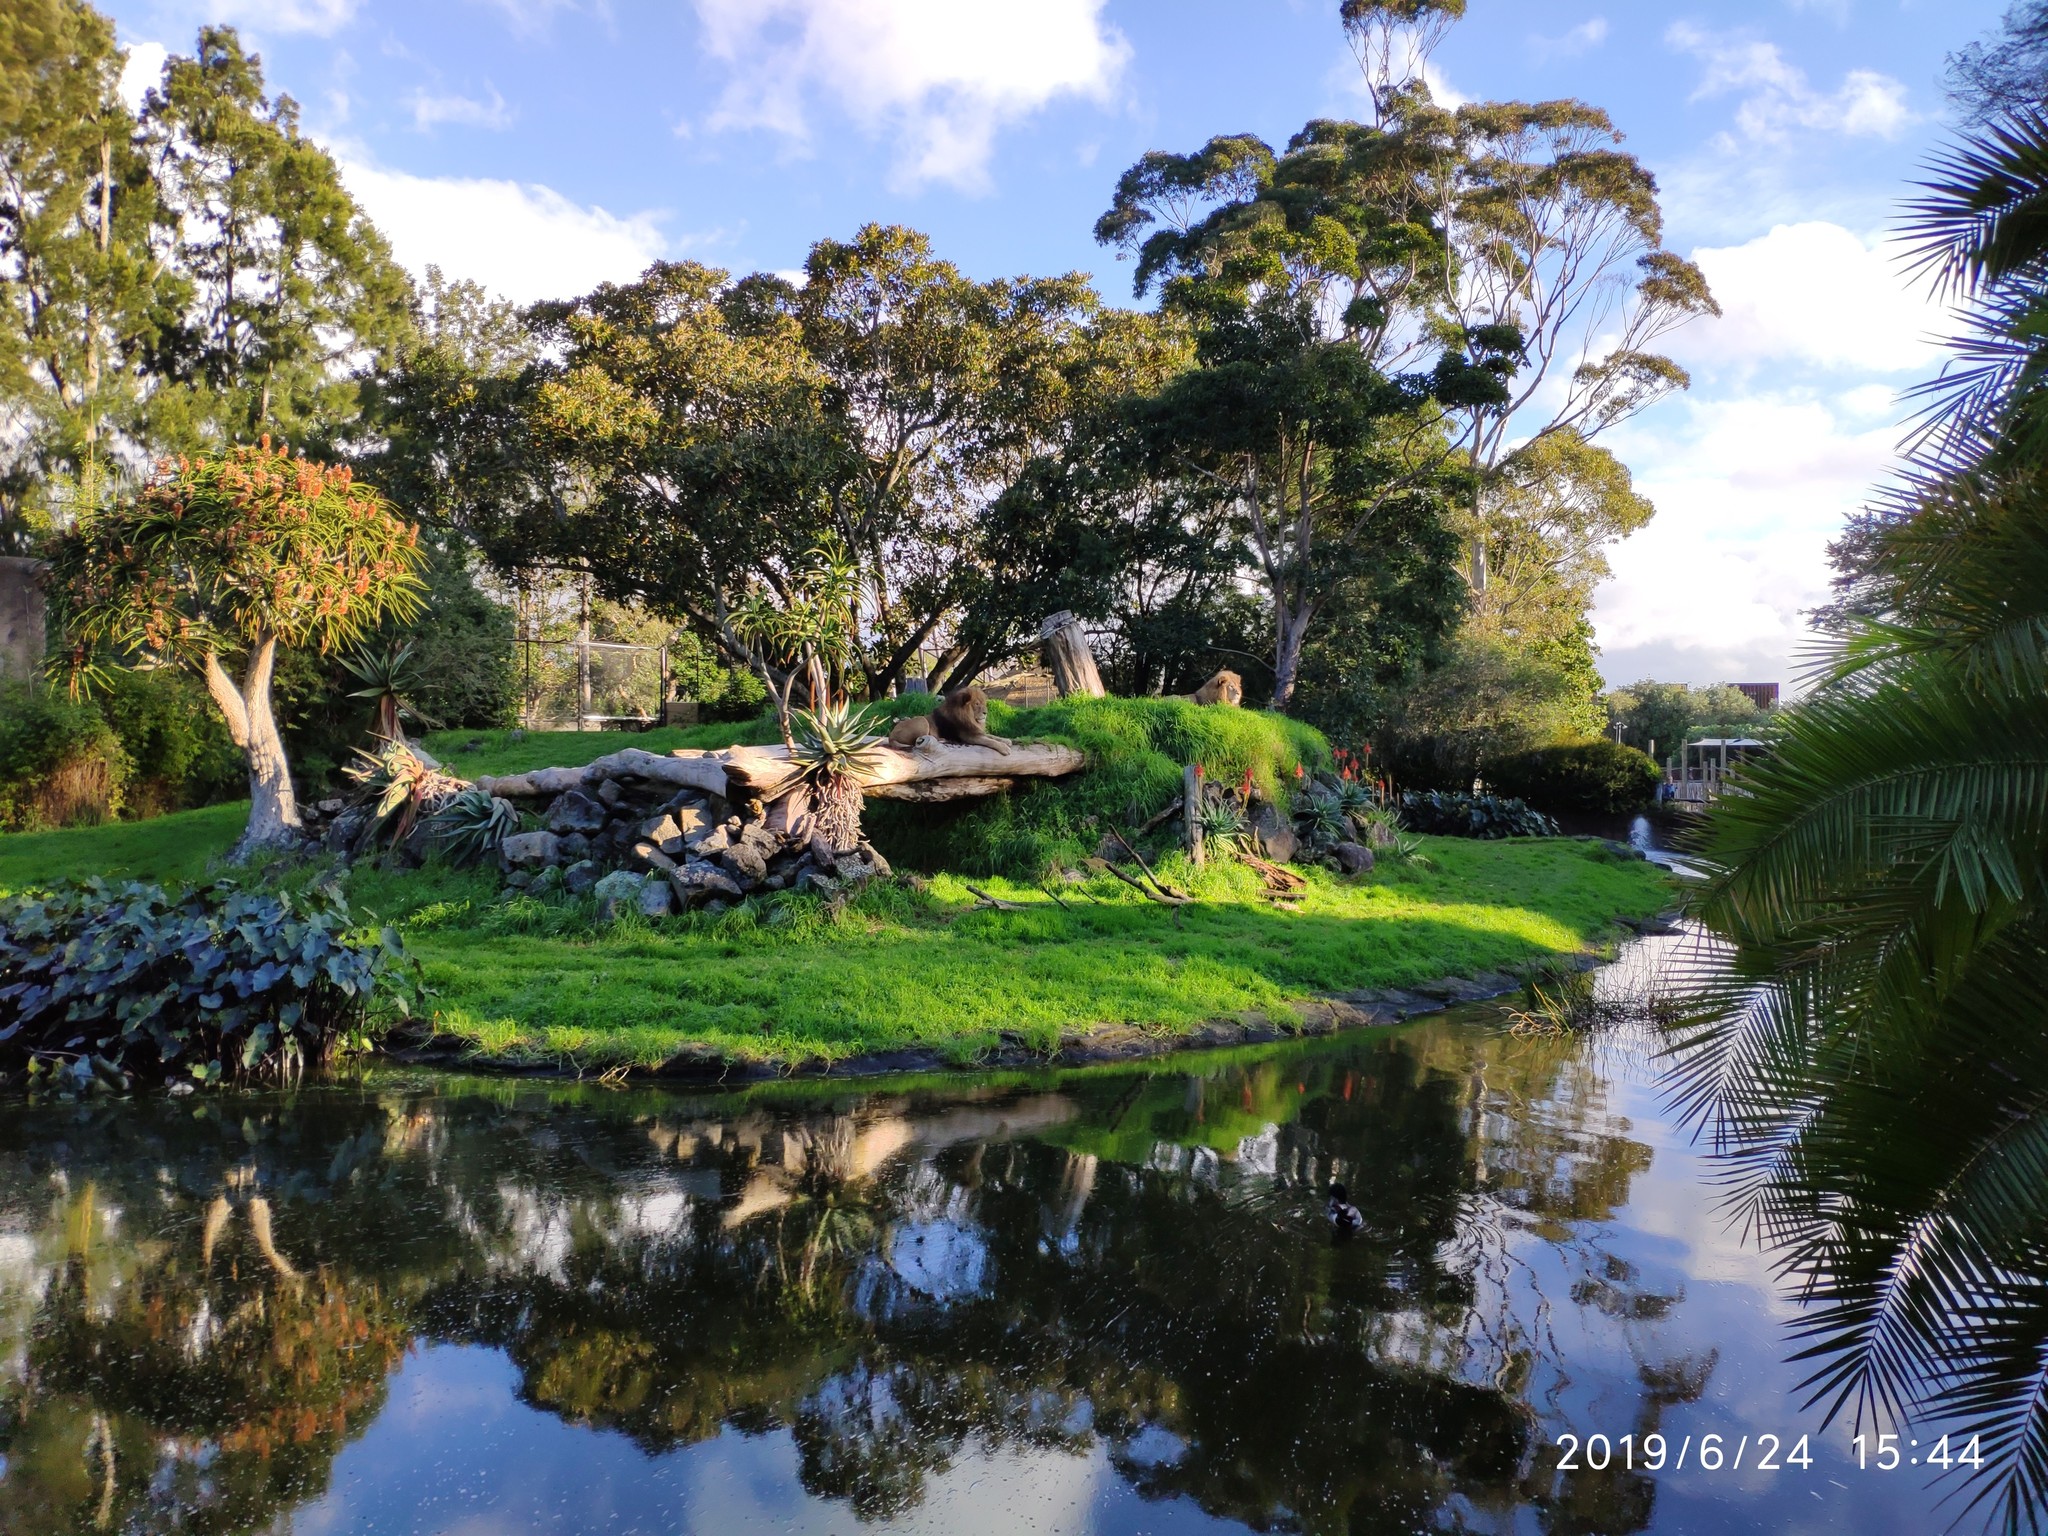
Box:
1039;611;1106;699
1184;763;1205;867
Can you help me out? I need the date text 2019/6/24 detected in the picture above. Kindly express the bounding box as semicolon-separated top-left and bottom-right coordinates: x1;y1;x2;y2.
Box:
1551;1433;1988;1474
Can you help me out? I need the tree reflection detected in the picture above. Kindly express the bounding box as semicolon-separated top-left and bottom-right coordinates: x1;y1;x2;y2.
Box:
0;1024;1690;1535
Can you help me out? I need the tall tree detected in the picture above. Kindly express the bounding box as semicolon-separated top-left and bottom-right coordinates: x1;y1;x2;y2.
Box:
1096;122;1487;707
1339;0;1717;590
140;28;412;449
0;0;165;547
47;442;425;852
1948;1;2048;120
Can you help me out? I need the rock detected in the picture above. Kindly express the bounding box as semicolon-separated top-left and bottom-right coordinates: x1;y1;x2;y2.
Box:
641;814;683;848
1363;820;1397;849
529;865;564;897
545;790;608;836
1331;841;1375;876
558;832;591;863
678;861;744;901
637;880;673;919
739;822;780;855
721;842;769;885
592;869;644;920
795;866;842;898
596;778;625;807
316;797;345;816
562;859;601;895
504;869;532;889
690;824;731;856
858;840;892;879
764;786;813;841
1250;802;1299;864
501;830;561;868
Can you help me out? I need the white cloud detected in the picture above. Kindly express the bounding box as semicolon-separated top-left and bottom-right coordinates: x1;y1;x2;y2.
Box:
1668;22;1913;141
408;86;514;132
193;0;361;37
1678;222;1948;376
1593;393;1907;687
1532;18;1609;62
690;0;1130;192
117;41;169;112
336;154;669;303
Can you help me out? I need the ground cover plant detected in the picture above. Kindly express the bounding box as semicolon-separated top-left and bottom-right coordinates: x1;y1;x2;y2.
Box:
0;874;417;1087
345;836;1666;1071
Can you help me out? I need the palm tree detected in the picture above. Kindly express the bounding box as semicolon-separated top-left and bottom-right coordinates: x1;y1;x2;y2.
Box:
1667;113;2048;1536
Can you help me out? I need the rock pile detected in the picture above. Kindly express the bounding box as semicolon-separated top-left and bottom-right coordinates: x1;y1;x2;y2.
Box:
494;774;891;916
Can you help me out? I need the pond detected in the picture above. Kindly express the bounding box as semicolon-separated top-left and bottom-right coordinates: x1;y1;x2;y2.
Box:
0;937;1983;1534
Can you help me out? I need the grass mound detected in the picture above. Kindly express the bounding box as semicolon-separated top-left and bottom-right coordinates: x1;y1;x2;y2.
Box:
866;695;1330;877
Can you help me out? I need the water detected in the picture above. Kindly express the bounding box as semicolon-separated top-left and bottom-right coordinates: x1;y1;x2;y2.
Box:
0;946;1983;1534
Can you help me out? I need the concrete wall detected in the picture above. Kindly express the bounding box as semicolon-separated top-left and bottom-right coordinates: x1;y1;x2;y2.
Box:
0;558;47;679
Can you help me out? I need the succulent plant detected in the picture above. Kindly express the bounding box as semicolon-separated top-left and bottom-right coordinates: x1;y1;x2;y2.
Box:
428;788;519;867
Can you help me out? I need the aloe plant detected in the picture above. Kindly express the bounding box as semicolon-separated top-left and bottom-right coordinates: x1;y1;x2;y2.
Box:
789;700;888;851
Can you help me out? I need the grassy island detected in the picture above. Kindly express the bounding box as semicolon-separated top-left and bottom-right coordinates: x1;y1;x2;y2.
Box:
0;698;1670;1075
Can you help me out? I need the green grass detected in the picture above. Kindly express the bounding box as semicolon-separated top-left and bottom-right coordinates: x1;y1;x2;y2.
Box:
0;801;248;893
423;720;778;778
341;837;1669;1072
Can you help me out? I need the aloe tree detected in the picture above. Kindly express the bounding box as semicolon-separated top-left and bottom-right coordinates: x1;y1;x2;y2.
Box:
48;441;425;853
1668;112;2048;1535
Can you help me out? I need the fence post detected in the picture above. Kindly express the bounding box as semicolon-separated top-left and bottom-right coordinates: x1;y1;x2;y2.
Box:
1184;763;1205;868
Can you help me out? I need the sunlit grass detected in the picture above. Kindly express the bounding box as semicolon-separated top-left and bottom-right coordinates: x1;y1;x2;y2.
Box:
0;800;248;894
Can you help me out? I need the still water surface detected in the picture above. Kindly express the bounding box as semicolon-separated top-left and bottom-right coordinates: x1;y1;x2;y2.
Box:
0;942;1972;1534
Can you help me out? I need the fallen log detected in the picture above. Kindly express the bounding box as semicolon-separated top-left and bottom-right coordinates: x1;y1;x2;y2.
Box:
478;747;729;801
480;737;1086;805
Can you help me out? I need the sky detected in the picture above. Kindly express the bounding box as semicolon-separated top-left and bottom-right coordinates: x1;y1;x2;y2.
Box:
99;0;2007;691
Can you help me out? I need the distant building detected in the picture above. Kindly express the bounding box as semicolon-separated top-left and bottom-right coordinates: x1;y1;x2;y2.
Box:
1734;682;1780;711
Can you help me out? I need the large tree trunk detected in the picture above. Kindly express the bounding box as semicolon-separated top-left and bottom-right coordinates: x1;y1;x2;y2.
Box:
204;637;302;857
1270;607;1311;712
1039;612;1105;699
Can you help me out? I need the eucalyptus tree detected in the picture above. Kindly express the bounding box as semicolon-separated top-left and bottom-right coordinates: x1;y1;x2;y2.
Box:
139;27;413;449
0;0;166;545
1338;0;1718;592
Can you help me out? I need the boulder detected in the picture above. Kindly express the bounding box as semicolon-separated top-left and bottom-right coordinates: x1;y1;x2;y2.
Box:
637;879;674;919
562;859;601;895
721;842;769;885
592;869;644;921
1361;819;1397;849
666;804;711;847
677;861;745;901
557;832;592;863
501;830;561;868
1251;801;1299;864
545;790;608;835
641;814;683;848
596;778;625;808
690;824;732;856
1330;841;1375;876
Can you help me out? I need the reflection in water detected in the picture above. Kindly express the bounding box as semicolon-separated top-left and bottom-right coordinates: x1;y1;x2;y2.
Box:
0;996;1964;1534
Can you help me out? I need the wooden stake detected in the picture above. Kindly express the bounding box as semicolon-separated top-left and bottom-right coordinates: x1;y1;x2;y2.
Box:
1184;764;1205;868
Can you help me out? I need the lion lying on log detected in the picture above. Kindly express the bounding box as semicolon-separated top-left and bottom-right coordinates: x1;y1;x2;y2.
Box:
887;685;1012;755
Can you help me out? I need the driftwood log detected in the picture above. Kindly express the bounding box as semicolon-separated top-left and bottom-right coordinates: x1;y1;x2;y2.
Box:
480;739;1086;804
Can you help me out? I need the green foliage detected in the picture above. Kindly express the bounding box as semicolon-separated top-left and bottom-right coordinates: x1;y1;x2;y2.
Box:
0;679;127;828
666;628;769;720
1396;789;1559;839
1379;630;1595;790
1485;739;1660;815
866;694;1330;878
0;874;417;1080
424;787;517;868
1604;679;1767;760
93;666;242;813
1664;110;2048;1534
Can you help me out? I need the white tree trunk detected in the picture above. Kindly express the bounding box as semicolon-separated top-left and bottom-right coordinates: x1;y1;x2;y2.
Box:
204;636;302;857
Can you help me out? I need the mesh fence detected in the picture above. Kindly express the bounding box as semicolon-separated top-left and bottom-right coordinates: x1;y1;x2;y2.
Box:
518;638;667;729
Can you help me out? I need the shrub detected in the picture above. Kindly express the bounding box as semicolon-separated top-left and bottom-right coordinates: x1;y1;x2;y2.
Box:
0;681;129;829
1397;789;1559;839
1485;739;1661;815
0;876;418;1085
95;668;244;815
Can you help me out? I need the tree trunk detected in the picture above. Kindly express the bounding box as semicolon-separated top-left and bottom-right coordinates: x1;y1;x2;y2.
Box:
1270;608;1310;712
1040;612;1105;699
204;637;302;857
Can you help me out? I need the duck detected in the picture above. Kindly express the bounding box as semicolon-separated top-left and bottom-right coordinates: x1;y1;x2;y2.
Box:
1326;1182;1364;1235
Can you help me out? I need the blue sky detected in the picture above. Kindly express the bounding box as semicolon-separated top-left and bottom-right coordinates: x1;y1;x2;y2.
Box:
104;0;2007;689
